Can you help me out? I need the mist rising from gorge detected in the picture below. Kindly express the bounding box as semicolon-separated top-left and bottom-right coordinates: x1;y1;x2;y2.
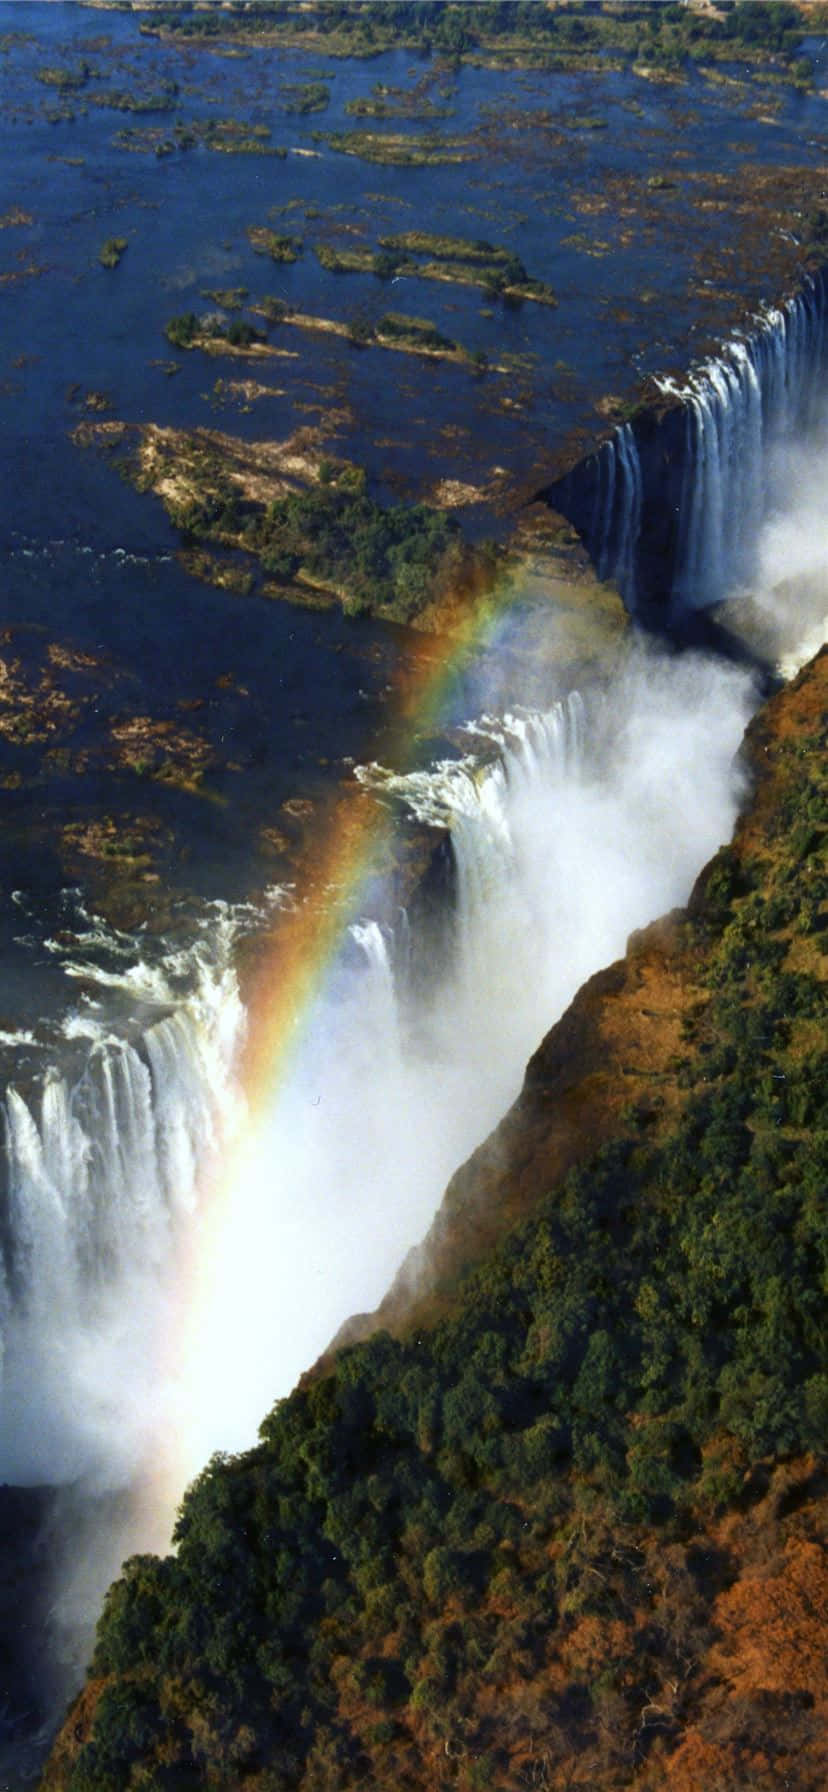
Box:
0;615;760;1729
730;416;828;677
170;642;757;1479
3;377;827;1738
166;385;828;1478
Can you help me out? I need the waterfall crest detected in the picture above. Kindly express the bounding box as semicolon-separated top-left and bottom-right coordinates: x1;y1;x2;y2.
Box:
547;273;827;615
357;695;585;828
659;277;827;609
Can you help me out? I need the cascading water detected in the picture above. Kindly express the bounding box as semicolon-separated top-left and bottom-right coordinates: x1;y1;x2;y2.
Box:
8;368;828;1727
0;897;265;1490
169;652;753;1486
0;895;282;1749
44;668;759;1464
588;423;644;611
359;696;588;1024
4;291;827;1754
0;631;772;1763
661;277;827;610
545;273;827;617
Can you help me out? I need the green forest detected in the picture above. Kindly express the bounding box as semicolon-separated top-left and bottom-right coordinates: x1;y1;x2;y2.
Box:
43;654;827;1791
165;453;465;623
140;1;816;80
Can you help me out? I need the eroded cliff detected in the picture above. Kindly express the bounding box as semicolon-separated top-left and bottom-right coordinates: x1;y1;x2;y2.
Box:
43;648;827;1791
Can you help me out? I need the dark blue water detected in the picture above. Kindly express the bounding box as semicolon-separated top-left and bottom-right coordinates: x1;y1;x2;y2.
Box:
0;0;824;1001
3;3;824;505
1;16;827;1781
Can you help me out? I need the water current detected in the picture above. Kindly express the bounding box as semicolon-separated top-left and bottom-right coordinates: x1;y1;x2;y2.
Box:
1;6;828;1766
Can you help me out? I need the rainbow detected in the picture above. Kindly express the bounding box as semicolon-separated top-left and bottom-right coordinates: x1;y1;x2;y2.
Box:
162;568;521;1487
242;573;512;1106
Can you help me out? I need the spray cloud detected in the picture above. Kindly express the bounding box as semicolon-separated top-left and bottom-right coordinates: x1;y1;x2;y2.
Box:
1;361;826;1726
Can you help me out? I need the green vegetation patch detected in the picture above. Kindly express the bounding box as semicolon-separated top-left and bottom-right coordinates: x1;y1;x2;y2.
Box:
36;61;93;90
138;1;811;82
98;236;127;269
345;95;453;120
380;230;512;264
324;129;473;166
200;286;249;311
124;407;472;626
247;226;304;262
86;82;178;114
249;472;465;621
310;228;556;304
113;117;285;157
164;312;265;351
183;456;465;624
314;242;376;275
194;116;277;153
281;80;330;113
562;111;608;130
376;310;458;354
206;134;283;156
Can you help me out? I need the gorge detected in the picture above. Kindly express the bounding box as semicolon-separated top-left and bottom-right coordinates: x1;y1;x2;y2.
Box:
0;4;825;1788
36;518;828;1792
14;240;828;1792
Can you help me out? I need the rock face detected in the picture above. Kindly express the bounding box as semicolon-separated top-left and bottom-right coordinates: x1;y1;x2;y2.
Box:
338;646;828;1342
535;269;828;619
0;1485;61;1773
40;651;826;1792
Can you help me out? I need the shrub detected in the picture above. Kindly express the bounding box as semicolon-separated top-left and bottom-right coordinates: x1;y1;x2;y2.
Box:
99;236;127;269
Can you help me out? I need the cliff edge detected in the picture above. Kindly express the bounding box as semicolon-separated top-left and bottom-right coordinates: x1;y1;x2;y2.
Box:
43;649;827;1792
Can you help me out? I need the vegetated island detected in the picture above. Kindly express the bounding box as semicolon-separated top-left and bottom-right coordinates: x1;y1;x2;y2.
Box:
320;128;474;166
164;209;561;361
313;230;557;306
42;644;827;1792
75;408;628;667
76;414;484;627
98;236;127;269
164;297;502;369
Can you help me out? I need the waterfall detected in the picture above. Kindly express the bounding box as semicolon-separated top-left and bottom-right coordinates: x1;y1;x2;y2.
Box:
0;647;761;1739
183;687;633;1469
543;274;827;616
0;900;255;1488
357;694;585;830
660;276;827;610
348;920;400;1052
587;422;644;611
0;660;759;1497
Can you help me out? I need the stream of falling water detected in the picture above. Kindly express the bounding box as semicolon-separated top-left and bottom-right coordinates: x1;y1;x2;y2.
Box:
2;374;827;1748
168;648;756;1488
0;651;755;1509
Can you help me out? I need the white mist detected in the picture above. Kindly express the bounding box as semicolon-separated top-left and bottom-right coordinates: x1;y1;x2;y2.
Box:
1;373;826;1725
172;642;756;1478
